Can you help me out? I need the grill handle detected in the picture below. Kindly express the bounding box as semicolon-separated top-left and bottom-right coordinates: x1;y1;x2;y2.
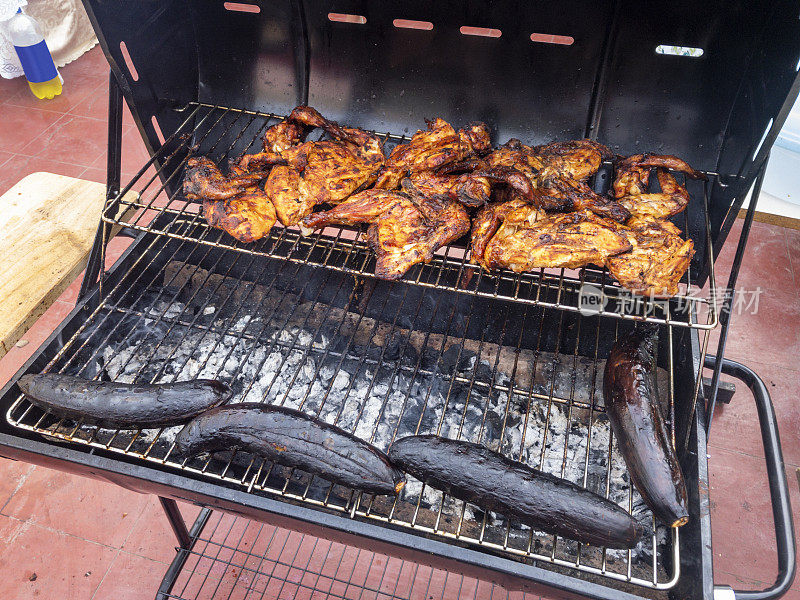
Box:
706;355;796;600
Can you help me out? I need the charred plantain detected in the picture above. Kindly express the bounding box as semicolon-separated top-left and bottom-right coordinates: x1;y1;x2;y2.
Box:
17;374;231;429
174;403;406;495
388;435;644;548
603;331;689;527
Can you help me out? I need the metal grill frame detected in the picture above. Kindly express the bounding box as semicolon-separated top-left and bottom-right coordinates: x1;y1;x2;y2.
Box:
5;221;692;592
99;102;720;330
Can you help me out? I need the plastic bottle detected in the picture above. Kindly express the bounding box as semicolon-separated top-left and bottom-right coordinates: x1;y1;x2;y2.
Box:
5;8;62;99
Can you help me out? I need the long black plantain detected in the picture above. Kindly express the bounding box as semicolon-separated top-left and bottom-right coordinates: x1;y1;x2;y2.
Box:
388;435;644;548
603;331;689;527
174;403;406;495
18;373;231;429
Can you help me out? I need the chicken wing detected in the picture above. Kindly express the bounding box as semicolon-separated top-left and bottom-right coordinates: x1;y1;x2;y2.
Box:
183;157;269;201
613;154;706;218
606;217;695;297
203;186;277;243
473;202;631;272
375;118;491;189
302;181;470;280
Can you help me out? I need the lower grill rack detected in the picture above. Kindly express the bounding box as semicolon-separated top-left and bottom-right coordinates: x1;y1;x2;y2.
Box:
159;510;537;600
7;235;683;591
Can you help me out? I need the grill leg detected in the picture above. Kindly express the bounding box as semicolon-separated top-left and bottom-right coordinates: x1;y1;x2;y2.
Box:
78;70;123;301
156;506;212;600
159;496;191;548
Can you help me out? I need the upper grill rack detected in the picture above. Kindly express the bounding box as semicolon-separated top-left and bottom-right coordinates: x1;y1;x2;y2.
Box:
102;102;718;330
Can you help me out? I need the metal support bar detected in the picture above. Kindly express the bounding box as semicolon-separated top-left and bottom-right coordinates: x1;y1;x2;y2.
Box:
156;507;212;600
158;496;192;549
78;70;124;301
705;157;768;430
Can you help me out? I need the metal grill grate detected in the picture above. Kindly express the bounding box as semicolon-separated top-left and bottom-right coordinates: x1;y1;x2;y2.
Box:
158;510;538;600
100;102;719;330
6;229;688;591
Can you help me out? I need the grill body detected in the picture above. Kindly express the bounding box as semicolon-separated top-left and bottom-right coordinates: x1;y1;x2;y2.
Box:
0;228;712;600
0;1;798;599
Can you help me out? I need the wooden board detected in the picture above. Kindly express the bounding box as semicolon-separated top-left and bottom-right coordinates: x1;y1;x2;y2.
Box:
0;173;137;358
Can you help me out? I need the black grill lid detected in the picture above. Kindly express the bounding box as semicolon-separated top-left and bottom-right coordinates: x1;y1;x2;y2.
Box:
82;0;800;254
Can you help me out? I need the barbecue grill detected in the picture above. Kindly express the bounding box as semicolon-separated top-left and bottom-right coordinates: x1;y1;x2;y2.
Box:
0;2;797;599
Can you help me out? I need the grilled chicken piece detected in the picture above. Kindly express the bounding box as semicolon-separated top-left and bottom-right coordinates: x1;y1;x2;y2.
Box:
234;120;306;172
302;180;470;280
375;118;491;189
607;217;695;297
203;186;277;243
534;139;613;181
408;171;491;208
617;169;696;219
472;201;631;272
613;154;705;197
183;157;269;201
264;108;386;226
536;176;631;222
478;140;629;222
613;154;706;219
470;198;531;268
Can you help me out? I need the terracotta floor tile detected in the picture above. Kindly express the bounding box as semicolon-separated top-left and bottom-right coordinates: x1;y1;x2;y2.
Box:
0;76;32;104
0;459;35;513
722;221;792;290
0;104;62;151
0;154;87;196
81;165;106;184
122;496;201;563
718;285;800;369
19;113;108;168
787;227;800;287
0;513;24;547
91;126;153;176
1;467;150;549
67;78;110;121
0;150;13;168
707;360;800;465
92;551;168;600
708;448;798;587
0;518;116;600
4;70;106;115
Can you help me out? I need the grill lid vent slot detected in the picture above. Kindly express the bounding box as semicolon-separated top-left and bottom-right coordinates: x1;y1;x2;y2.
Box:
393;19;433;30
328;13;366;24
119;41;138;81
223;2;260;13
530;33;574;45
655;45;704;57
459;26;501;38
